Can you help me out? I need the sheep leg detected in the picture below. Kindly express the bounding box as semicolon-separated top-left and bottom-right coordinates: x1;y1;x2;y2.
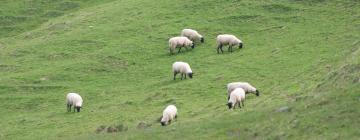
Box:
184;74;187;79
68;104;72;112
67;104;71;112
220;46;224;53
229;46;233;52
238;102;241;108
181;74;183;80
178;47;182;53
217;44;222;54
173;72;177;80
73;106;76;112
242;101;245;107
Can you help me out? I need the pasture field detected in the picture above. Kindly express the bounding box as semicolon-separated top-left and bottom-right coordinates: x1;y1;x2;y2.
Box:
0;0;359;139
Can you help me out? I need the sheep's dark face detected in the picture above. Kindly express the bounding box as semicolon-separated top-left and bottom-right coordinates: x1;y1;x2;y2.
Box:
191;43;195;49
239;43;243;49
256;90;260;96
200;37;204;43
227;102;233;109
76;106;81;112
188;73;193;79
161;122;166;126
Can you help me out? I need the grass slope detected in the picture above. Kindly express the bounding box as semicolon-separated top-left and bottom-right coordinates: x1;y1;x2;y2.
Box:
0;0;359;139
0;0;114;38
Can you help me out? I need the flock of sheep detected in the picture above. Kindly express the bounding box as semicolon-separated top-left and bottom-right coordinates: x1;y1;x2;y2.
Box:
169;29;243;54
66;29;260;126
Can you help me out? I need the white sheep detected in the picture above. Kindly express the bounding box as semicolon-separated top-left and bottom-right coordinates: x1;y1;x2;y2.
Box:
169;36;195;54
66;93;83;112
227;82;260;100
216;34;243;53
227;88;246;109
172;61;193;80
181;29;204;43
160;105;178;126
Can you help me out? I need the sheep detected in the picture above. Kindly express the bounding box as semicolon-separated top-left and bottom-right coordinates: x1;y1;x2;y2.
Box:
181;29;204;43
216;34;243;54
169;36;195;54
66;93;83;112
227;82;260;100
227;88;246;109
172;61;193;80
160;105;178;126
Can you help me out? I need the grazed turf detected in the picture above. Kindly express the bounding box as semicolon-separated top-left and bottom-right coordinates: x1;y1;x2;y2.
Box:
0;0;359;139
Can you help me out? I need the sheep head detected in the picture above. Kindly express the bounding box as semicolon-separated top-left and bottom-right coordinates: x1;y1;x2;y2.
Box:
255;90;260;96
239;43;243;49
227;102;233;109
76;106;81;112
188;73;193;79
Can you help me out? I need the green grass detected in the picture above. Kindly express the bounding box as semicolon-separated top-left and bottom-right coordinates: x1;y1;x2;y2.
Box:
0;0;114;38
0;0;359;139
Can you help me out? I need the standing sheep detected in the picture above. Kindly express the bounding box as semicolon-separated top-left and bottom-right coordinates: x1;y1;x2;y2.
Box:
172;61;193;80
227;82;260;100
160;105;178;126
227;88;246;109
216;34;243;54
169;36;195;54
181;29;204;43
66;93;83;112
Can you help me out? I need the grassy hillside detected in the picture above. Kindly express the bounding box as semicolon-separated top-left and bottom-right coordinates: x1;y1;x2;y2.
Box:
0;0;359;139
0;0;114;38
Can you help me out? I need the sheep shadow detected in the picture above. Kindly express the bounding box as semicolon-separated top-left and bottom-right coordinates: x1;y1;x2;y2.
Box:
217;46;244;54
168;49;196;56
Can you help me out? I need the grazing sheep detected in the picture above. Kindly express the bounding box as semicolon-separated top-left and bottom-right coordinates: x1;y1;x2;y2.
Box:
181;29;204;43
160;105;178;126
169;36;195;54
227;82;260;100
227;88;246;109
66;93;83;112
172;61;193;80
216;34;243;53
